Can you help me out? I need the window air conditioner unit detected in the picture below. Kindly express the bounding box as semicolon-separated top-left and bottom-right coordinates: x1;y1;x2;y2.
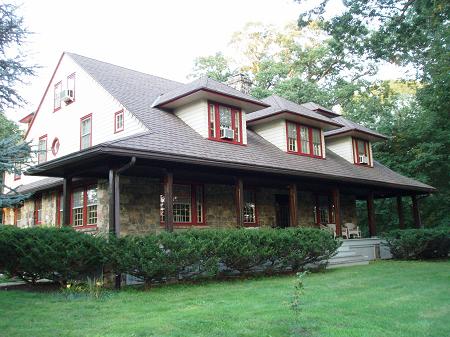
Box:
61;89;74;103
220;127;235;140
359;154;368;164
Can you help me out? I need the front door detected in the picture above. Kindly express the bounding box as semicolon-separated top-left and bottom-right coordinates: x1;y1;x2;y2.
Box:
275;194;290;228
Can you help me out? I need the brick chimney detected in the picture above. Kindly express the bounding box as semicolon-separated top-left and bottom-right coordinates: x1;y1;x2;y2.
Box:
226;73;252;95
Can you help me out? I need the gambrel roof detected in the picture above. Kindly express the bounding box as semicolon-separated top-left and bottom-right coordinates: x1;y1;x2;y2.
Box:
26;52;434;193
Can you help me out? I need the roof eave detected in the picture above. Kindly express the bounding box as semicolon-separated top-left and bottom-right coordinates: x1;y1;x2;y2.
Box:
247;110;344;128
324;128;388;141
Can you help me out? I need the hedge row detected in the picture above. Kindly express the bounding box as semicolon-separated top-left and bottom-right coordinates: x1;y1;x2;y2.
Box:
382;227;450;260
0;226;340;285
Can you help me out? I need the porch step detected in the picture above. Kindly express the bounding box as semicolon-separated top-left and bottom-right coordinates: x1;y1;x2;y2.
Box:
327;244;370;269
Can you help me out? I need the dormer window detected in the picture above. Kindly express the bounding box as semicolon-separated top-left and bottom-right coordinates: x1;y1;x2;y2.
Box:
286;121;323;158
353;138;372;166
208;102;243;144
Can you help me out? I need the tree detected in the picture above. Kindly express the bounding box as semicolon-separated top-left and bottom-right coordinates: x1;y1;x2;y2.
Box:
189;52;234;82
0;3;35;209
296;0;450;227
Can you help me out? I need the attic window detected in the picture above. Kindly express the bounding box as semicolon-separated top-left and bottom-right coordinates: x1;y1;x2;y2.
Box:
208;101;243;144
54;81;62;112
286;121;323;158
38;135;47;164
114;110;124;133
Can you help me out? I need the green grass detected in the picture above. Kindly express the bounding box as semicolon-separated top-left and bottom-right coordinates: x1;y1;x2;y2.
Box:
0;260;449;337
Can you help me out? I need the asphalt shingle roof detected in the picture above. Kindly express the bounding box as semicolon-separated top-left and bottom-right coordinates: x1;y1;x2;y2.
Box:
58;53;432;192
325;116;388;140
153;75;268;108
246;95;342;126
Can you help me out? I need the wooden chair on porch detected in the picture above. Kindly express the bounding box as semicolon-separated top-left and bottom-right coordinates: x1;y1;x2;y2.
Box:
343;222;361;239
320;223;337;239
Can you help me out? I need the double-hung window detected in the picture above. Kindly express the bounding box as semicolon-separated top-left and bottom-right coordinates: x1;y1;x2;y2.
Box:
286;122;323;158
80;114;92;149
243;190;257;225
114;110;124;133
54;81;62;111
160;184;204;225
71;185;98;227
208;102;243;144
353;138;371;165
38;135;47;164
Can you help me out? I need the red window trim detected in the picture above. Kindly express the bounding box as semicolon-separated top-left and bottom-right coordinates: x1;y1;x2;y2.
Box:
285;121;324;159
34;196;42;225
80;114;93;150
352;137;372;167
53;81;62;112
160;182;206;226
38;134;48;164
243;189;259;227
66;72;76;105
207;101;244;145
70;184;97;228
114;109;124;133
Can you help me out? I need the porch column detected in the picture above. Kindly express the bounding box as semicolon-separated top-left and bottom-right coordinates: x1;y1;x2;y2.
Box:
62;176;72;226
332;187;342;237
411;195;422;228
288;183;298;227
396;196;405;229
367;192;376;237
164;171;174;232
235;177;244;227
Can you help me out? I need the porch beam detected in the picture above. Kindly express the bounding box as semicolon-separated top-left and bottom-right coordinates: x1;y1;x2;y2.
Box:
396;196;405;229
367;192;376;237
164;171;174;232
235;177;244;227
332;187;342;237
288;183;298;227
411;195;422;228
62;176;72;226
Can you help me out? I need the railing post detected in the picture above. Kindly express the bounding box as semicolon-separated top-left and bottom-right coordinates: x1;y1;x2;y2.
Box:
396;196;405;229
62;176;72;226
411;195;422;228
235;177;244;227
332;187;342;237
288;183;298;227
367;192;376;237
164;171;174;232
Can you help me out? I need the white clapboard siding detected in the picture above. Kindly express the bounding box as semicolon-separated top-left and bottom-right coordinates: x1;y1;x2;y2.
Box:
327;136;354;163
5;53;148;190
252;119;287;151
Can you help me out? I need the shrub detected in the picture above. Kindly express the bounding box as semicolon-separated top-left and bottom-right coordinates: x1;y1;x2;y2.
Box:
110;228;340;283
383;228;450;260
0;226;107;284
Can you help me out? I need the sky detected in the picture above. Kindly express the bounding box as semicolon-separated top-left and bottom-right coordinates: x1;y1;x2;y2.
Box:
7;0;403;122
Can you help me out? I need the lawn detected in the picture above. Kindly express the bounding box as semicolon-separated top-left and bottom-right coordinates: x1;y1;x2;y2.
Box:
0;260;449;337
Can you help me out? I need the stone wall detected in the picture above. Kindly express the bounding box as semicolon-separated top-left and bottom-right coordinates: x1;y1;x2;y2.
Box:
119;176;161;235
299;191;316;227
341;194;357;225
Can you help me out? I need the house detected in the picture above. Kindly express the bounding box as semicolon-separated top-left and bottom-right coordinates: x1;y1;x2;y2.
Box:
1;52;434;238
